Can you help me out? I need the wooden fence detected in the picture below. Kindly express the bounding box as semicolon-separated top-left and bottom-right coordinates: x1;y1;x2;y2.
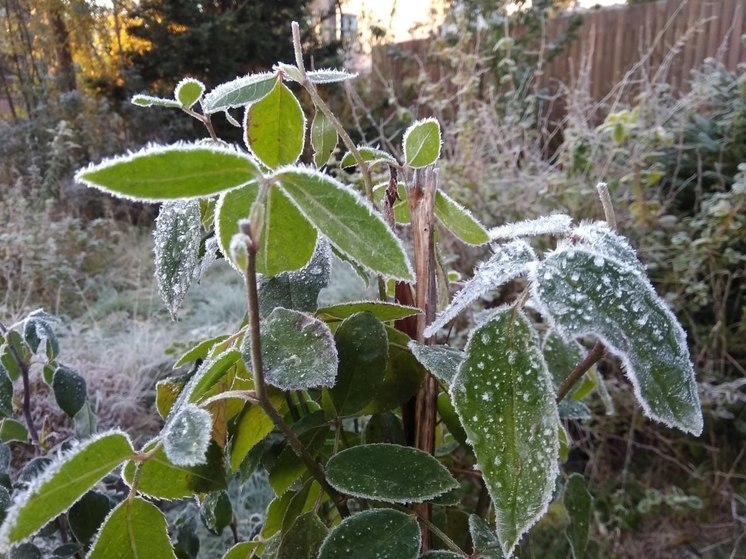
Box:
372;0;746;106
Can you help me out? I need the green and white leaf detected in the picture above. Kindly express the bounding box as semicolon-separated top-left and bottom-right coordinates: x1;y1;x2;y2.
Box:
570;221;645;274
244;80;305;169
434;191;489;245
424;240;536;337
76;143;260;202
200;490;233;535
131;94;181;108
275;168;414;281
452;309;559;558
0;431;134;550
340;146;397;169
174;348;241;408
325;444;459;503
468;515;503;559
402;118;441;168
222;542;259;559
530;241;703;435
319;509;420;559
311;110;337;167
52;365;87;418
203;72;277;113
316;301;420;323
87;497;176;559
372;182;409;223
246;308;337;391
489;214;573;241
163;404;213;467
408;342;464;388
564;474;592;559
276;512;327;559
306;69;358;83
154;200;202;318
174;77;205;109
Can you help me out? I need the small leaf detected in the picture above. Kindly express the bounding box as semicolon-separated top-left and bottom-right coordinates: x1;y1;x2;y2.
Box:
489;214;573;241
306;69;358;83
200;490;232;535
434;191;489;245
0;419;28;443
403;118;441;168
564;474;592;559
87;497;176;559
163;404;213;466
319;509;420;559
277;511;327;559
468;515;503;559
178;349;241;406
222;542;259;559
174;335;230;368
72;401;98;439
8;542;42;558
52;366;87;418
203;72;277;113
325;443;459;503
247;308;337;391
531;242;703;435
175;77;205;109
0;431;134;549
452;309;559;558
316;301;420;323
22;312;58;359
330;312;388;415
0;372;12;418
408;342;464;388
131;94;181;108
216;183;317;276
340;146;397;169
311;110;337;167
75;144;260;202
229;391;285;471
424;240;536;338
67;491;113;546
275;168;414;281
244;80;305;169
373;182;410;223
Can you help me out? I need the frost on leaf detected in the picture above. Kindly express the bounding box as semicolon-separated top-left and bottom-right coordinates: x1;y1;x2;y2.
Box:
163;404;213;467
451;309;559;558
570;221;646;275
407;341;464;388
489;214;573;241
202;72;277;113
154;200;202;318
245;308;337;391
424;240;536;338
318;509;420;559
306;69;359;83
530;243;703;435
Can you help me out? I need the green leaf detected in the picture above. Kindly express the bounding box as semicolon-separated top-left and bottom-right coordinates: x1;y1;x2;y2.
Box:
452;310;559;557
67;491;113;546
87;497;176;559
362;412;405;445
373;182;410;223
468;515;503;559
319;509;420;559
403;118;441;168
306;69;358;83
131;94;181;108
52;365;87;418
163;404;213;467
229;392;284;472
277;512;327;559
200;490;232;535
420;552;463;558
123;443;226;499
203;72;277;113
436;393;468;449
316;301;420;323
0;371;12;418
75;144;260;202
215;183;317;276
173;335;230;368
8;542;42;558
340;146;397;169
311;110;337;168
73;401;98;439
0;487;9;526
434;191;489;245
23;312;58;359
179;349;241;406
408;342;463;388
268;412;329;495
154;200;202;318
175;77;205;109
275;168;414;281
0;431;134;549
532;242;703;435
564;474;592;559
330;312;388;416
325;443;459;503
244;80;305;169
247;308;337;391
222;542;259;559
0;419;27;443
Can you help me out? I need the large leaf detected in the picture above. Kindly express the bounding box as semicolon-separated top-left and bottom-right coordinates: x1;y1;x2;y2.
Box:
0;431;134;549
311;110;337;168
316;301;420;323
163;404;213;466
325;443;459;503
329;312;388;416
244;80;305;169
319;509;420;559
87;497;176;558
564;474;592;559
248;308;337;391
75;144;260;201
154;200;202;318
424;240;536;337
275;168;414;281
203;72;277;113
402;118;441;168
215;183;317;276
434;191;489;245
452;309;559;558
277;511;327;559
531;241;703;435
489;214;573;241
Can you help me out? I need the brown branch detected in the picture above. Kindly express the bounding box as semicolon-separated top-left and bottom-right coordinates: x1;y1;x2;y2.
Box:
556;342;606;403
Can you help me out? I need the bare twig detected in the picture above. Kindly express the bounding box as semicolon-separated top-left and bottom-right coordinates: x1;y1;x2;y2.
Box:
555;342;606;403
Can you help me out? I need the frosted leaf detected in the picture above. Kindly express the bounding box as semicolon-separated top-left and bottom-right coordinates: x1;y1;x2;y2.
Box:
153;200;202;319
163;404;212;467
318;509;420;559
451;309;559;558
424;240;536;338
407;341;464;388
306;69;359;83
468;515;503;559
489;214;573;241
571;221;645;274
530;244;702;435
194;236;220;281
258;239;331;317
202;72;277;113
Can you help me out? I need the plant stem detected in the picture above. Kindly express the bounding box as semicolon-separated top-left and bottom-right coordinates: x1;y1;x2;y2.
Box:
0;321;40;445
555;342;606;403
596;182;616;230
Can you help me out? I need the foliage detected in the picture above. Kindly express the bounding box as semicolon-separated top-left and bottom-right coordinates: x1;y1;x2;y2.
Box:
0;22;705;559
